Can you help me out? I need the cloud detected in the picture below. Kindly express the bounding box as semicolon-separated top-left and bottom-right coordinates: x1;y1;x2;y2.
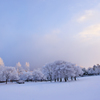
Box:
77;10;94;22
79;24;100;39
37;29;61;46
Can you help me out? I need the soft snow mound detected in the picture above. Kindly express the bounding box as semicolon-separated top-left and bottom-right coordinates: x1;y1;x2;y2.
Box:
0;76;100;100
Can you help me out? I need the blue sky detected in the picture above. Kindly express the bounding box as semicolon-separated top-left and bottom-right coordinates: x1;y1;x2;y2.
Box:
0;0;100;69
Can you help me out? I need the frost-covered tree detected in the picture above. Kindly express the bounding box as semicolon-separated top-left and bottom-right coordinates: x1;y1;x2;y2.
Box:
9;67;19;81
32;69;44;81
87;68;94;75
0;66;5;81
43;60;83;82
19;71;32;81
4;67;19;84
0;58;6;82
4;67;12;84
0;58;19;83
25;62;30;72
54;61;75;82
93;64;100;75
43;63;53;81
54;61;66;82
87;64;100;75
82;68;88;75
0;57;4;66
16;62;24;74
97;64;100;74
74;66;83;80
64;63;75;81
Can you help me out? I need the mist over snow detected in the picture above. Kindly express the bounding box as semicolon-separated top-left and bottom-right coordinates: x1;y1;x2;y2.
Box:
0;0;100;69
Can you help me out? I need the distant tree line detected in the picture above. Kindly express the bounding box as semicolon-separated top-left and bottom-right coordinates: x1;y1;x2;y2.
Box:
0;57;100;84
82;64;100;76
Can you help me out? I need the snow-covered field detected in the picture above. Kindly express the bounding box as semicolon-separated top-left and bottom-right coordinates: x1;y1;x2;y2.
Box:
0;76;100;100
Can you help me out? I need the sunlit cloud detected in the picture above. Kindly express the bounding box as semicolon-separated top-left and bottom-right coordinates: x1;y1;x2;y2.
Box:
77;10;94;22
79;24;100;39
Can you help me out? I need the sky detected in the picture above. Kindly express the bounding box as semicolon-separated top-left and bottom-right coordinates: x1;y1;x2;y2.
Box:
0;0;100;69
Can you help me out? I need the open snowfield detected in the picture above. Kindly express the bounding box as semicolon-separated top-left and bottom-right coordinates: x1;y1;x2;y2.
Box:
0;76;100;100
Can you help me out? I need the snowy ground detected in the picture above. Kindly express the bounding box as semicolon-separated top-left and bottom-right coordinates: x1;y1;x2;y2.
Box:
0;76;100;100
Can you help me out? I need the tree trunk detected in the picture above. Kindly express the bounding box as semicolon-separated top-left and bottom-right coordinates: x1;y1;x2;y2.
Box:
50;75;52;82
74;76;76;81
57;78;59;82
6;79;7;84
66;77;68;81
47;77;49;80
60;78;62;82
71;76;73;80
64;78;66;82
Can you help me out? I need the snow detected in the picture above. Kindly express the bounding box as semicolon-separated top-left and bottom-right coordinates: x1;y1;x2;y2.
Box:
0;76;100;100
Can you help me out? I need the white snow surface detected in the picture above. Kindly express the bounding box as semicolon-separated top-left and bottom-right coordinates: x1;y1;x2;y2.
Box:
0;76;100;100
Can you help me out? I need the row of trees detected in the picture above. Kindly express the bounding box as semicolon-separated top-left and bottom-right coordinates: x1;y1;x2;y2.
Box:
2;57;100;83
0;62;44;83
82;64;100;76
0;57;83;83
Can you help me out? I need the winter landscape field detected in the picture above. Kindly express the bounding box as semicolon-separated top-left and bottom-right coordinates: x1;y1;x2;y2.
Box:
1;0;100;100
0;76;100;100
